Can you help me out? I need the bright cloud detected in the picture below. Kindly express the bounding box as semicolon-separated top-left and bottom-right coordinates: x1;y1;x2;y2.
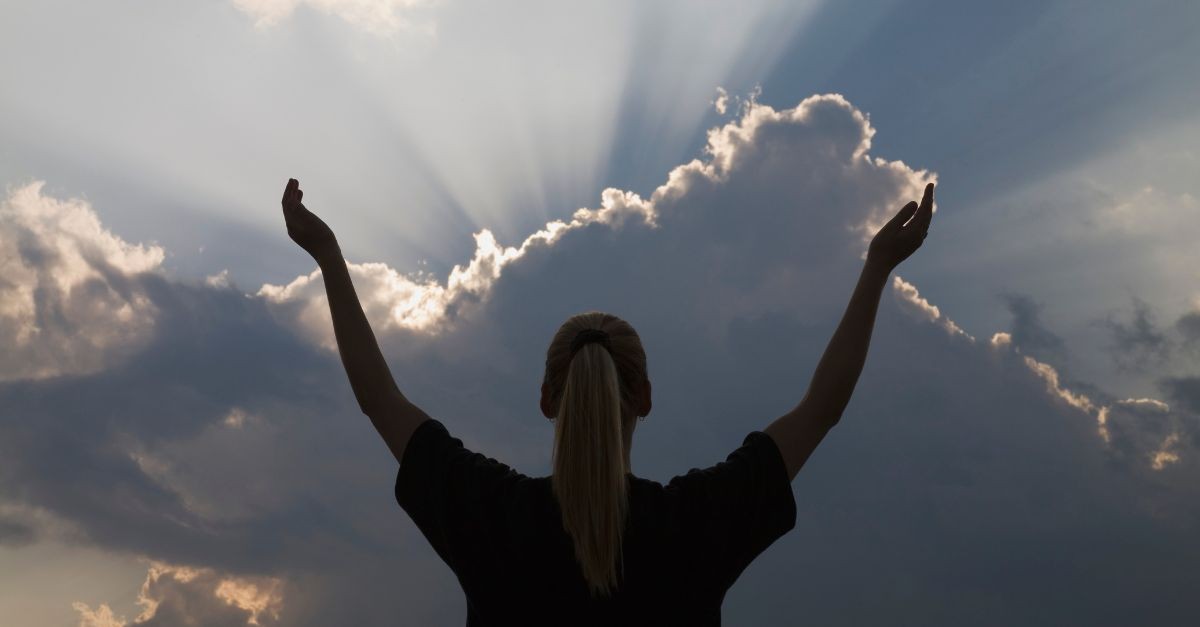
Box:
892;275;975;342
73;561;284;626
260;94;931;347
258;188;655;348
1022;354;1099;415
1151;432;1182;470
73;602;126;627
988;335;1186;471
3;91;1199;625
0;181;163;381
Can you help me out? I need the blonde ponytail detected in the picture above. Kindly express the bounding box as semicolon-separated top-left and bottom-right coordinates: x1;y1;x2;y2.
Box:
543;312;648;599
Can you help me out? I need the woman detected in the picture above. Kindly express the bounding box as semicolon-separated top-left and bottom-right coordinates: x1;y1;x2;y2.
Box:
280;178;935;625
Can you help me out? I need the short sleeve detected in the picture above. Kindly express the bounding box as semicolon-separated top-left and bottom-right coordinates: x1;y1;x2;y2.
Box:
395;418;527;576
666;430;797;591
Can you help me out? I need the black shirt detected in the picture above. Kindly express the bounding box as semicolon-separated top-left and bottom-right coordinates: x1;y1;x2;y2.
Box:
396;418;796;626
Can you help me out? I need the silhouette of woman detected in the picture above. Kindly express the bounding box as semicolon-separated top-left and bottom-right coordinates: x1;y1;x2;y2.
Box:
280;178;935;626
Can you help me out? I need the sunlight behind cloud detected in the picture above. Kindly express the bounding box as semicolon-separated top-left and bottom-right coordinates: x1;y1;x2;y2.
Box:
288;0;819;260
0;0;820;280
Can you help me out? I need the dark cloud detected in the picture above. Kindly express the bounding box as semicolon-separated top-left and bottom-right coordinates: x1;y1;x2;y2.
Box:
1176;311;1200;349
1096;297;1171;371
0;517;34;547
4;93;1200;625
1000;293;1066;360
1160;377;1200;418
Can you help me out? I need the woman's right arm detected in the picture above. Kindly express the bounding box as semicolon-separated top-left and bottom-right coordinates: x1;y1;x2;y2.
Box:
764;183;935;481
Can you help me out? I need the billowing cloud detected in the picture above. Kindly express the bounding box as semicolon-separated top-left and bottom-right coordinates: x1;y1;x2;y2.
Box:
259;188;655;348
0;181;163;381
74;602;126;627
73;561;283;626
261;94;932;347
4;92;1200;625
712;86;730;115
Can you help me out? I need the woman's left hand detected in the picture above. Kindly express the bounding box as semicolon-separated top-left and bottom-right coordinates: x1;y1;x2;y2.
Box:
282;178;339;261
867;182;934;272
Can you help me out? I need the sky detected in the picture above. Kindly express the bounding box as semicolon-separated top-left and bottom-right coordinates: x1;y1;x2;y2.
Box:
1;0;1199;625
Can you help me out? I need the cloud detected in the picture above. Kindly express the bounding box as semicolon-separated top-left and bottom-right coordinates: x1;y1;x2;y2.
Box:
73;602;126;627
712;86;730;115
0;501;83;547
999;293;1065;361
1020;354;1098;415
0;181;164;381
891;275;974;342
0;518;33;547
5;92;1200;624
986;303;1196;471
262;93;932;347
259;188;656;348
1096;296;1171;371
1177;310;1200;348
230;0;437;36
73;561;283;626
1160;376;1200;416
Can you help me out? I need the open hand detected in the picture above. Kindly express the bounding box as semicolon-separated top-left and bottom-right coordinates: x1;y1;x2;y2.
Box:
282;178;338;261
867;182;935;271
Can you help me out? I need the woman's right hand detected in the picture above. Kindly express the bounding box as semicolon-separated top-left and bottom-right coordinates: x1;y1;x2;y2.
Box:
282;178;340;262
867;182;935;271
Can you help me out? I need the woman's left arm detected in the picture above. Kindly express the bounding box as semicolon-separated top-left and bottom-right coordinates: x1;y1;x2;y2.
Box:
281;178;430;464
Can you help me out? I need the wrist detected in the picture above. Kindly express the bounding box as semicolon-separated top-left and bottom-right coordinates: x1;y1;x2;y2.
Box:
312;240;343;267
863;256;892;280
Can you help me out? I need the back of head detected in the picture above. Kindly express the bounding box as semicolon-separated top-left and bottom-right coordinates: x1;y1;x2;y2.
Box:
542;311;648;599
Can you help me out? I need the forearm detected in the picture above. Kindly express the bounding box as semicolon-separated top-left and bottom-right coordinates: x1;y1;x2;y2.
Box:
316;245;405;415
801;258;891;423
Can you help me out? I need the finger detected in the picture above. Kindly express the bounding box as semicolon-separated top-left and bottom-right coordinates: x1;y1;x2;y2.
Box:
914;182;934;232
282;177;298;205
297;189;303;202
886;201;919;232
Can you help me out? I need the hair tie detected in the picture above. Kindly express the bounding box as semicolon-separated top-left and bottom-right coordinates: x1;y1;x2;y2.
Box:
569;328;611;358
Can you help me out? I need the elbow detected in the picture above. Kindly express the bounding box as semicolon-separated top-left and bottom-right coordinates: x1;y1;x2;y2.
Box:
786;398;842;432
357;390;407;419
803;398;845;430
358;398;389;418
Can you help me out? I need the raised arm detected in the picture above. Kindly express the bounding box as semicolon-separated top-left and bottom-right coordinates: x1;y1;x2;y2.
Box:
765;183;935;481
281;178;430;464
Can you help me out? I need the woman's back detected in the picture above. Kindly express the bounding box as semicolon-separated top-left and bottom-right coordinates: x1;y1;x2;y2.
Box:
280;178;933;626
396;418;796;627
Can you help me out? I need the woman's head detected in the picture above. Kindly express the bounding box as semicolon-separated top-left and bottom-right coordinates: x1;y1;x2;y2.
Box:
540;311;651;427
539;311;651;598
